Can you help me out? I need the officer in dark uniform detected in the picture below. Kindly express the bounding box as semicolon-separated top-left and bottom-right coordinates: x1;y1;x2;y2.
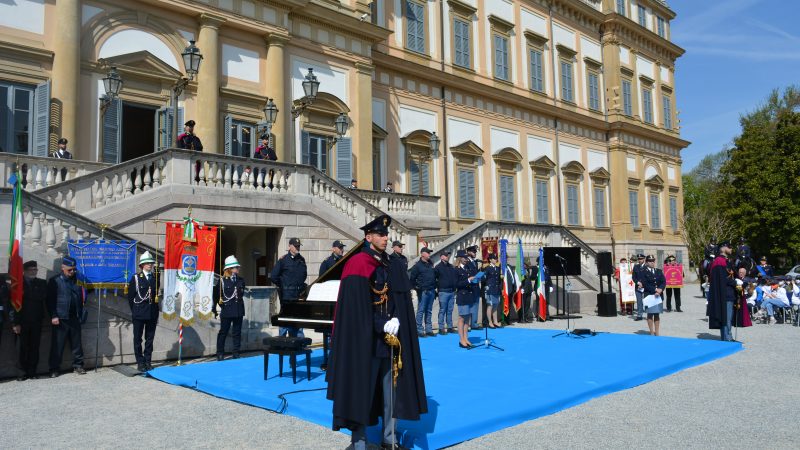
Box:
640;254;667;336
213;255;246;360
51;138;74;159
254;135;278;160
270;237;307;337
483;254;503;328
465;245;482;329
46;256;85;377
632;253;646;320
127;251;159;372
434;250;457;334
176;120;204;151
319;240;346;276
11;261;48;380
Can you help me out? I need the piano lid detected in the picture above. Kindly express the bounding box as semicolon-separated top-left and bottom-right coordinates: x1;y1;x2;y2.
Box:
300;240;365;298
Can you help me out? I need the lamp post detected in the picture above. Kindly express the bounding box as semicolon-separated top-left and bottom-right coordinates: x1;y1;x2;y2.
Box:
429;131;440;156
327;112;350;150
261;98;279;147
170;40;203;147
99;66;123;112
291;68;320;118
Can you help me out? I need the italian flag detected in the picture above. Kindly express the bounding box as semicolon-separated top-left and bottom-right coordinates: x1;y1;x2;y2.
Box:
537;247;548;321
8;172;23;312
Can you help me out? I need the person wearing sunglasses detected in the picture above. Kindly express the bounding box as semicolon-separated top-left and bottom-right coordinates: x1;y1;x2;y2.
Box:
46;256;86;377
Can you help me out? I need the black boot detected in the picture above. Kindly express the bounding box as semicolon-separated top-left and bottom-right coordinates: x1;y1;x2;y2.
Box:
216;354;224;361
232;353;240;359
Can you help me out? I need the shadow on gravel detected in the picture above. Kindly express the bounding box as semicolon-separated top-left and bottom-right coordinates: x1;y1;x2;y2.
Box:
633;330;651;335
696;333;722;341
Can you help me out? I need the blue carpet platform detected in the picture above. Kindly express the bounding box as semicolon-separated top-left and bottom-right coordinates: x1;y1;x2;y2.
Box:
149;329;741;449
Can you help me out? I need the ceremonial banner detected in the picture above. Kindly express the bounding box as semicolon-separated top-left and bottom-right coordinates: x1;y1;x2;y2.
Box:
664;264;684;288
7;171;23;312
67;240;138;290
163;222;218;324
619;263;637;304
481;238;498;262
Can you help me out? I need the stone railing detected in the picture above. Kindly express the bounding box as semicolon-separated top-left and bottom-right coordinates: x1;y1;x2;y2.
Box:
409;221;599;289
32;149;418;251
354;189;440;228
0;189;159;273
0;153;109;191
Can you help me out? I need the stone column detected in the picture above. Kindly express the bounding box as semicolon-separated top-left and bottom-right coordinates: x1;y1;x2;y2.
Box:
601;35;622;114
51;0;81;157
608;142;631;241
354;62;374;190
265;34;289;161
195;14;225;153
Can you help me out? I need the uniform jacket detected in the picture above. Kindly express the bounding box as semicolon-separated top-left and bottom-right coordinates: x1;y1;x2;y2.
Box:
466;257;480;297
254;145;278;161
270;252;307;301
409;259;436;292
127;271;159;321
51;149;73;159
213;275;246;318
388;252;412;293
640;266;667;296
434;260;457;292
10;277;48;325
319;253;341;276
484;264;502;295
455;265;474;305
46;273;82;320
176;133;203;151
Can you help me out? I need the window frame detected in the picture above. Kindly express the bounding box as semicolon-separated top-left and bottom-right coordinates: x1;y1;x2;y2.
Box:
586;66;601;111
622;78;633;116
657;16;666;38
535;178;549;224
529;46;545;93
629;189;640;228
649;192;661;230
669;195;678;231
404;0;427;55
0;82;35;155
498;172;516;221
457;165;477;219
408;158;431;196
641;85;654;124
616;0;626;16
594;186;606;228
566;183;580;226
662;94;673;130
637;4;647;27
306;132;330;175
229;119;256;158
559;59;574;102
452;16;472;70
492;32;511;82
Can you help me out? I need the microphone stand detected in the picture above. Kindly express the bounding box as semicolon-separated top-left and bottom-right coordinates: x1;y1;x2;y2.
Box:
552;256;584;339
470;279;504;351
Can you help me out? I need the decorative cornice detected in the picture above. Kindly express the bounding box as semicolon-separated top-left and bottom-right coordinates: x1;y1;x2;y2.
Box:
556;44;577;58
493;147;523;164
530;155;556;171
355;62;374;76
524;30;549;47
584;56;602;68
267;34;291;46
450;140;484;158
448;0;477;16
200;13;227;28
601;16;685;62
488;14;515;34
0;40;54;63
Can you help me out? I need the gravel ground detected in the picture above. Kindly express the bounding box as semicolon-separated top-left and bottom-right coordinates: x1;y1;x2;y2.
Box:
1;282;797;449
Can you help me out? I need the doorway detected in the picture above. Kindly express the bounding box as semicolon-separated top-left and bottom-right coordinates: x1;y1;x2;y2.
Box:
121;103;156;162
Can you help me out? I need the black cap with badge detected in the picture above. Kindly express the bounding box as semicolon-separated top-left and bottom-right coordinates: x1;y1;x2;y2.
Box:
289;237;302;247
332;240;345;249
360;214;391;236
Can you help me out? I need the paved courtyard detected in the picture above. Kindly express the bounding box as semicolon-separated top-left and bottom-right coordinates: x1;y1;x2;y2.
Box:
1;282;797;449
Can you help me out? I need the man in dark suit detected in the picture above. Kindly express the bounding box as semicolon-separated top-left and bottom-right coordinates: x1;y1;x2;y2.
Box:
319;240;346;276
640;254;667;336
11;261;48;380
46;256;85;377
128;251;159;372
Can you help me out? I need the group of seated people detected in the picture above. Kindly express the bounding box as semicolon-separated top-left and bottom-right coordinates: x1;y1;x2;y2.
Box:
743;275;800;325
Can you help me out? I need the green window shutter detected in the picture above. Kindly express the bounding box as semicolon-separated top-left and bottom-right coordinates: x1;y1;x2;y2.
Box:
336;137;352;186
223;115;232;156
33;80;50;157
410;160;420;195
102;98;121;163
301;130;310;165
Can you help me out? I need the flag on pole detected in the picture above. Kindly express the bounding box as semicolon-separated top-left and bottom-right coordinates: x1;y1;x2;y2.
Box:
7;171;23;312
499;238;509;318
163;221;218;324
537;247;548;321
513;238;524;311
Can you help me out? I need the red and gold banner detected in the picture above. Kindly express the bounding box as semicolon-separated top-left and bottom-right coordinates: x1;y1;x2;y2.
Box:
664;263;684;288
481;238;498;261
163;222;218;323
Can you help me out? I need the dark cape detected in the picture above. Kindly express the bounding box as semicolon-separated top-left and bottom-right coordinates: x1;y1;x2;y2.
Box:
387;253;428;421
327;251;383;430
707;256;734;329
733;284;753;328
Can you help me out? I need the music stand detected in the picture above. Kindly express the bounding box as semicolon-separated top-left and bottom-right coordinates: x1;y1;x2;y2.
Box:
552;256;584;339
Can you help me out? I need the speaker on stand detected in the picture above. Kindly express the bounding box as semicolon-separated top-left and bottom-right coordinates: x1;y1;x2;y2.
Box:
596;251;617;317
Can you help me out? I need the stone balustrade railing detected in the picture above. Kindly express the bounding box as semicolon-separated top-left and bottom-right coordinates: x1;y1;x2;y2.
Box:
0;154;110;191
353;189;439;219
32;149;418;251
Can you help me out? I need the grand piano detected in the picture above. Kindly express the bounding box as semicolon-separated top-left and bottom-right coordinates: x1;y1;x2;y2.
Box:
270;243;362;369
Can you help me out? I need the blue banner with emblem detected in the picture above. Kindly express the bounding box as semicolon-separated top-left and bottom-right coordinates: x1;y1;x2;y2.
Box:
67;239;138;290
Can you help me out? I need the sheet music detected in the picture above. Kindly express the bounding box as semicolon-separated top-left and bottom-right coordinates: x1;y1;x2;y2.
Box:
307;280;341;302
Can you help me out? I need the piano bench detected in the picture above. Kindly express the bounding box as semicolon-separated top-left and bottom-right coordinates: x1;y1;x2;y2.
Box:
263;347;312;384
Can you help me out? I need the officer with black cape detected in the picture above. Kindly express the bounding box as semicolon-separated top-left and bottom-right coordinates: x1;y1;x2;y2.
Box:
708;241;737;341
326;214;427;450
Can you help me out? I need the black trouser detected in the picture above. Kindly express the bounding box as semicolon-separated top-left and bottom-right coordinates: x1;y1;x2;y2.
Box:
19;321;43;376
217;317;243;355
133;317;158;365
522;293;533;320
666;288;681;310
49;317;83;371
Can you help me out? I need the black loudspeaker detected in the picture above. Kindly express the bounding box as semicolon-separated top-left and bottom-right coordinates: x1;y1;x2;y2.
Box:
542;247;581;276
597;292;617;317
597;251;613;276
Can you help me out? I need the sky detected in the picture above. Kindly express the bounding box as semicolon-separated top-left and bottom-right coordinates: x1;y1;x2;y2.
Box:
670;0;800;171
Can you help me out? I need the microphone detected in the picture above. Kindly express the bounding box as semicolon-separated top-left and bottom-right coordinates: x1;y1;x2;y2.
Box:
554;254;566;261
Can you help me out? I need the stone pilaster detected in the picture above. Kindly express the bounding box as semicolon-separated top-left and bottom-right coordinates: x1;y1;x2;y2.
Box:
195;13;225;153
354;62;374;189
266;34;289;161
51;0;81;157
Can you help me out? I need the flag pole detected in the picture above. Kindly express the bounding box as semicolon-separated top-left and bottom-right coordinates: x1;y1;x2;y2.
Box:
96;224;110;373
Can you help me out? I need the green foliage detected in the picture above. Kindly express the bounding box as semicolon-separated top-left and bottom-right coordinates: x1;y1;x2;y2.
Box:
717;86;800;264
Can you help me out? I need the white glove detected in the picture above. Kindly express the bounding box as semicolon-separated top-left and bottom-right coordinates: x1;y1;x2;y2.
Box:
735;278;743;286
383;317;400;336
549;287;554;293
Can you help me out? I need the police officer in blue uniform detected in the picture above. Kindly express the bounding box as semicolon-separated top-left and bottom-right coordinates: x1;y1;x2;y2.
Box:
455;250;476;348
46;256;85;377
410;247;437;337
483;254;503;328
465;245;483;330
632;253;646;321
319;240;346;276
271;237;307;337
176;120;204;151
128;251;159;372
213;255;246;360
640;254;666;336
434;250;457;334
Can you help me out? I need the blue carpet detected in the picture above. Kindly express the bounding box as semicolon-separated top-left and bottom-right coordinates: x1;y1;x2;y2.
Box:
149;329;741;449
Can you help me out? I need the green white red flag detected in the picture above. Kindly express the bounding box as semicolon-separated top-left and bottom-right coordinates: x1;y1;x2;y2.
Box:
7;171;23;311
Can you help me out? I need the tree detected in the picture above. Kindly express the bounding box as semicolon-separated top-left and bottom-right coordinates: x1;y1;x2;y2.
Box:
716;86;800;266
682;150;728;217
680;210;736;278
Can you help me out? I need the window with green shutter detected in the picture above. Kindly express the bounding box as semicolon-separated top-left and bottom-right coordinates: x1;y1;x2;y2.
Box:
594;187;606;227
453;18;470;69
622;80;633;116
566;184;579;225
499;175;515;221
530;48;544;93
650;193;661;229
458;168;476;218
406;0;425;54
629;190;639;228
536;180;549;223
